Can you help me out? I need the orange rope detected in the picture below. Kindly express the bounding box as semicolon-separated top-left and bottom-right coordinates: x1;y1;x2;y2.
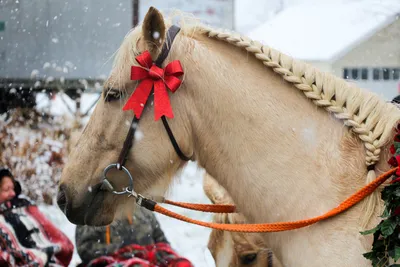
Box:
105;225;110;244
127;211;133;224
154;167;398;232
163;199;236;213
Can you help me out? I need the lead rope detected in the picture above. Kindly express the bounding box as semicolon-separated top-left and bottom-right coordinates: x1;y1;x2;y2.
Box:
126;167;396;233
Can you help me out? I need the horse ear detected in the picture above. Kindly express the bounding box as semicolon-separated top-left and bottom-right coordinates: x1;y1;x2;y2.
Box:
142;6;166;54
203;172;233;205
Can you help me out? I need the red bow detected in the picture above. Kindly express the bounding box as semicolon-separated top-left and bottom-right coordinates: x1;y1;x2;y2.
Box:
122;50;184;120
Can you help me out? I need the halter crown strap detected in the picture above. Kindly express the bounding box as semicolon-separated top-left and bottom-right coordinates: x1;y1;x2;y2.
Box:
117;25;190;169
155;25;181;67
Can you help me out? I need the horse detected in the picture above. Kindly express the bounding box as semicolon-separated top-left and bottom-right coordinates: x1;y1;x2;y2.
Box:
57;6;400;266
203;172;283;267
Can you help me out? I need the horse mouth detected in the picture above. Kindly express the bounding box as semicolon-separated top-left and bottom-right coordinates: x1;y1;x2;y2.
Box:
83;187;113;226
59;182;115;226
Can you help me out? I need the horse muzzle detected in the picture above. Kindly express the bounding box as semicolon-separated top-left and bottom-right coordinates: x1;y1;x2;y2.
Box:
57;182;113;226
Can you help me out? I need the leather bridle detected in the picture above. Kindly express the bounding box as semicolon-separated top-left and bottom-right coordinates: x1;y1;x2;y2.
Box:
101;25;190;202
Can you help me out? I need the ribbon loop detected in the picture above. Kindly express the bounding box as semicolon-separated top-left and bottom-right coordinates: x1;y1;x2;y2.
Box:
135;51;153;69
122;50;184;120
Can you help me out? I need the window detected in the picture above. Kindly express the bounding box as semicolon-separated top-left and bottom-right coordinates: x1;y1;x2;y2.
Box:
393;68;400;80
383;68;390;80
351;68;359;80
343;68;349;79
342;67;399;81
361;68;368;80
373;68;381;80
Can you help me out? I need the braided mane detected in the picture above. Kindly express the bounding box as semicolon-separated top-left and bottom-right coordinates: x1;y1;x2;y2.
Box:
193;25;400;226
116;14;400;226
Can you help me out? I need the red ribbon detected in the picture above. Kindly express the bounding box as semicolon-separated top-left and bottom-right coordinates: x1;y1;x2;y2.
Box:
122;50;184;120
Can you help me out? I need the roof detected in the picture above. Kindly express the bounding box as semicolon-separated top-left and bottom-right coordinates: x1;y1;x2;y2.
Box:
246;0;400;62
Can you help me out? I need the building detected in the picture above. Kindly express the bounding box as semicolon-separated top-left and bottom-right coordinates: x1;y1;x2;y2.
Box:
247;0;400;100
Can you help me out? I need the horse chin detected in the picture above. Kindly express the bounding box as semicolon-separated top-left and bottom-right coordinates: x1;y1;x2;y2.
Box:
84;209;115;226
63;183;117;226
82;191;116;226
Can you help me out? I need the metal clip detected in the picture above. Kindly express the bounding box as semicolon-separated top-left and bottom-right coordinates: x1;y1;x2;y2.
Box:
102;163;135;195
100;178;114;192
134;194;157;211
136;194;145;206
101;163;157;212
125;187;138;198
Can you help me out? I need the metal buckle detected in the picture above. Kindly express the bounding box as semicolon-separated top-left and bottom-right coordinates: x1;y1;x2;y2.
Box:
136;194;145;206
100;163;162;210
101;163;134;196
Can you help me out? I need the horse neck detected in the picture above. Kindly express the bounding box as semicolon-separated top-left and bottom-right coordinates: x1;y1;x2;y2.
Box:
180;33;371;226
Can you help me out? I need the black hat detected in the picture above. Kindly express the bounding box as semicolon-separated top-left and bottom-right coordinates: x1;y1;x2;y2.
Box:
0;168;21;196
392;95;400;104
0;168;13;181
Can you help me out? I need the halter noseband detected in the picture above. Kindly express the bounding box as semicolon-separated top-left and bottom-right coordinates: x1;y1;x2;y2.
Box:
102;25;190;198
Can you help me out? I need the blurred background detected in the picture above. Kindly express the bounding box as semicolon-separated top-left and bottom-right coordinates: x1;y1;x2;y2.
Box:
0;0;399;266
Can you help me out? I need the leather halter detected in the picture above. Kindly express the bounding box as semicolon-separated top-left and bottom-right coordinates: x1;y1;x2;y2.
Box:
116;25;190;171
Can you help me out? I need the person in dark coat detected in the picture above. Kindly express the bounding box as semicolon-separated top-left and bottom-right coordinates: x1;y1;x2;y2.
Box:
75;207;193;267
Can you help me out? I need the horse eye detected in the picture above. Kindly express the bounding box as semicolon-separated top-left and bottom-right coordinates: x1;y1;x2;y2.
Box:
104;89;122;102
240;253;257;265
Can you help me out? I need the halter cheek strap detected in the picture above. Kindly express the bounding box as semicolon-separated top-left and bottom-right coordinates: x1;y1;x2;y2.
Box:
116;25;190;170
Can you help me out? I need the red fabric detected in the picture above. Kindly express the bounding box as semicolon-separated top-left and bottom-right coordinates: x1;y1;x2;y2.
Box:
86;242;193;267
0;221;45;266
390;145;396;154
122;50;184;121
395;155;400;176
26;205;74;266
167;258;193;267
390;177;400;184
389;156;398;167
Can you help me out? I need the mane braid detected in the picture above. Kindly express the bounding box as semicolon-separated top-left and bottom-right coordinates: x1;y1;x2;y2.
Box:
195;25;400;168
183;24;400;227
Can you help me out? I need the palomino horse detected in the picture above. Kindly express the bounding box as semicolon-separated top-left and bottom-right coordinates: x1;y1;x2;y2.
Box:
204;172;283;267
58;6;400;266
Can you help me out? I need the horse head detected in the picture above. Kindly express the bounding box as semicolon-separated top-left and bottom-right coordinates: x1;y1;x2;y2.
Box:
57;7;194;225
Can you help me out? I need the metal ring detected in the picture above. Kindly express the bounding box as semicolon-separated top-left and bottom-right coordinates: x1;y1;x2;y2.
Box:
102;163;134;195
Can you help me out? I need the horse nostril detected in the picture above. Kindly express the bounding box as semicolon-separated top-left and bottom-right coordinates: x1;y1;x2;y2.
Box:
57;184;68;212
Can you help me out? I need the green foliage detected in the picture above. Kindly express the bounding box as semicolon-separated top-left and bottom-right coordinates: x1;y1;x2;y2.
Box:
361;132;400;266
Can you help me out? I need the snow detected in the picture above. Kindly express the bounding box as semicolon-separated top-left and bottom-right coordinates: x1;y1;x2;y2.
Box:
247;0;400;61
234;0;282;34
35;92;100;121
153;162;216;266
